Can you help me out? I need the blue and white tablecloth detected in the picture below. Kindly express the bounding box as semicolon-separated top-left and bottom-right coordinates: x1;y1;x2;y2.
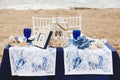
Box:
9;46;56;76
64;44;113;75
9;43;113;76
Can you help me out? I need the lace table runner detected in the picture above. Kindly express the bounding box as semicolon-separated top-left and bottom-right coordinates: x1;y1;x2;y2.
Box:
9;44;113;76
9;46;56;76
64;45;113;75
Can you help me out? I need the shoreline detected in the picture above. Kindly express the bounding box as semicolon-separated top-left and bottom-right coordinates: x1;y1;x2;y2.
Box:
0;7;120;10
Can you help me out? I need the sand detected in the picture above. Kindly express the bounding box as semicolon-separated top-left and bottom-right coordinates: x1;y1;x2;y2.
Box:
0;8;120;62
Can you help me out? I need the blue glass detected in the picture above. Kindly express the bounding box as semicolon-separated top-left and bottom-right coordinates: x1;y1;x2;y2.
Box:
23;28;31;42
73;30;81;40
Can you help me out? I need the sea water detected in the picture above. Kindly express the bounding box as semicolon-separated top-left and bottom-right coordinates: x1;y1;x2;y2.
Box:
0;0;120;10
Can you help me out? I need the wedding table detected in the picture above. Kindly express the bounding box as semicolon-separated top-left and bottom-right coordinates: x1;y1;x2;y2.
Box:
0;43;120;80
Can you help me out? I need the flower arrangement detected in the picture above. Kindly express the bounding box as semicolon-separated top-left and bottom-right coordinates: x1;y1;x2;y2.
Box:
72;36;90;49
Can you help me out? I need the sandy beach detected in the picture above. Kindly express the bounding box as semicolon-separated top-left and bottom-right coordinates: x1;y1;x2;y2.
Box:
0;8;120;61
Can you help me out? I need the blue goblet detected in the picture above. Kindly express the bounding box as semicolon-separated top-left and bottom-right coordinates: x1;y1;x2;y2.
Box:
73;30;81;40
23;28;31;42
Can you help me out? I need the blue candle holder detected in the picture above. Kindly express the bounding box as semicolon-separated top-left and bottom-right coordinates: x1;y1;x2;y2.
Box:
73;30;81;40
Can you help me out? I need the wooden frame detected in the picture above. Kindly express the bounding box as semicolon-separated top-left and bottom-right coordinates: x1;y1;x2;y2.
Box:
33;29;52;49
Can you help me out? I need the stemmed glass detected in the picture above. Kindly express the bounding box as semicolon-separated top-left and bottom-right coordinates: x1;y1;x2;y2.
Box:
23;28;31;43
73;30;81;40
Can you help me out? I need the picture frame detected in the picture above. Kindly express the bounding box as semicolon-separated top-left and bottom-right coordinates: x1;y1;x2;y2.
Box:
33;29;52;49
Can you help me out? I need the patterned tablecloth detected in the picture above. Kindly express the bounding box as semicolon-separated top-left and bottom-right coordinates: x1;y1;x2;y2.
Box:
9;43;113;76
9;46;56;76
64;45;113;75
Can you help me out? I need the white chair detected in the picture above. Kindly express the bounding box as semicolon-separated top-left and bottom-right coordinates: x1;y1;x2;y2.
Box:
32;16;53;36
63;16;82;35
32;16;82;36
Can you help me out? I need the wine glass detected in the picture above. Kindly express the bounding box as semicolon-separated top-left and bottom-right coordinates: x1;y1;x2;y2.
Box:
73;30;81;40
23;28;31;42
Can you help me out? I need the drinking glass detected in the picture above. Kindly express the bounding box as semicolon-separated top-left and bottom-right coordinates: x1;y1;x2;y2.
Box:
23;28;31;42
73;30;81;40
